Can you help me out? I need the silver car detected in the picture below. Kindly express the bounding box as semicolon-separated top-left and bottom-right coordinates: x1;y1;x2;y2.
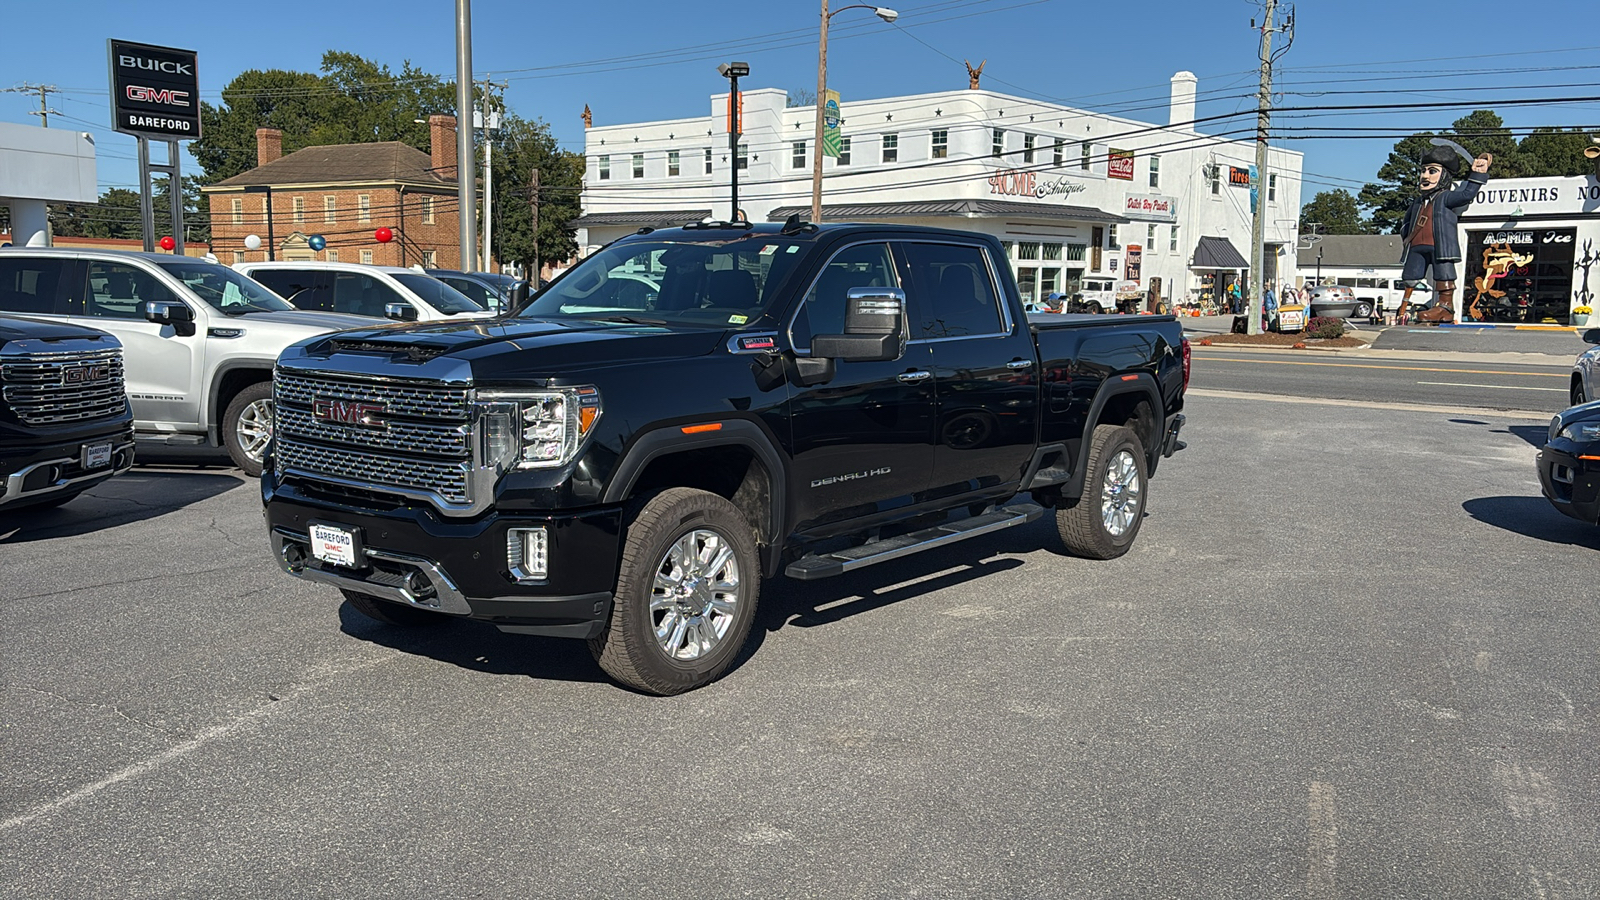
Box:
1573;327;1600;405
1307;284;1368;319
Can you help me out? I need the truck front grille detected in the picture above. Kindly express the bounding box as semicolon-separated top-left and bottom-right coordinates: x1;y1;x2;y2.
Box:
1;347;127;426
273;370;473;508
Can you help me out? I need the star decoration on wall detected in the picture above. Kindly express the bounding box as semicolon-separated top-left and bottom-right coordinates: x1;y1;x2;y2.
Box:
707;129;713;136
633;137;639;142
721;154;728;162
935;108;943;116
599;139;605;145
885;113;892;121
1029;114;1035;122
669;133;674;139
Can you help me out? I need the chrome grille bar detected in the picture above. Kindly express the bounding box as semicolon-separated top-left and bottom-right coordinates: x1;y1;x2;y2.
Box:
0;347;128;426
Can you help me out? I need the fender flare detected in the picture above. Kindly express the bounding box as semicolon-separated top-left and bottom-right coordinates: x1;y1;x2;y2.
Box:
602;419;789;576
1066;373;1165;499
207;359;276;445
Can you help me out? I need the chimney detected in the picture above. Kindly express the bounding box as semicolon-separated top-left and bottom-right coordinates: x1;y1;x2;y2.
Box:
256;127;282;167
430;115;457;181
1169;71;1198;131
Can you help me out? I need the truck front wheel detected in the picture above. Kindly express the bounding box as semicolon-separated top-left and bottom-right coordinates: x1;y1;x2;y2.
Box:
590;488;761;695
1057;424;1148;560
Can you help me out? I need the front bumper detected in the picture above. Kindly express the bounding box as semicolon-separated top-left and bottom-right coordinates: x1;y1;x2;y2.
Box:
0;427;135;507
263;473;622;638
1538;444;1600;525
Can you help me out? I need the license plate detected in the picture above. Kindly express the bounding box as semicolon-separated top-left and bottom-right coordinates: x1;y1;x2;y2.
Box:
309;523;360;568
82;441;113;469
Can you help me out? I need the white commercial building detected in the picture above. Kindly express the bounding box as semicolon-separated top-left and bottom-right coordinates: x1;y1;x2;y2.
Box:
0;122;98;247
575;73;1303;307
1454;173;1600;324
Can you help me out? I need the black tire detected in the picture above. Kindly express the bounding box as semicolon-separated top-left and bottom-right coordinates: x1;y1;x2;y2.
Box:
341;589;450;627
1057;424;1149;560
1574;376;1587;407
589;488;761;695
1353;302;1373;318
222;382;273;477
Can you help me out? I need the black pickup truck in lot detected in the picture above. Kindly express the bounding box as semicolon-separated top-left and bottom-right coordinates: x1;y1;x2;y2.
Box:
1;314;135;511
263;222;1189;693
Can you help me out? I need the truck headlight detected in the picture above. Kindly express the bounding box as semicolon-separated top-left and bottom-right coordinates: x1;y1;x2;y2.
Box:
476;386;602;470
1559;421;1600;443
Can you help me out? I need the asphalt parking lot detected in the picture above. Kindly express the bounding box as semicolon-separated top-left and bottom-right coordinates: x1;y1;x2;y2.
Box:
4;393;1598;899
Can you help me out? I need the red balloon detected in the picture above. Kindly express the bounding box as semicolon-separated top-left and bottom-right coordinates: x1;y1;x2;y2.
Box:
374;227;394;243
159;236;176;251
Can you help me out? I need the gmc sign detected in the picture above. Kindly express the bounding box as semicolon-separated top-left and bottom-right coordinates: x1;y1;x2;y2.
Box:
108;39;200;139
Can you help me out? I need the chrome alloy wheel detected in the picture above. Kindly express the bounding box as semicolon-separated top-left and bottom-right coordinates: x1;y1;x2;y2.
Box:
1100;449;1142;537
650;529;741;661
236;398;274;464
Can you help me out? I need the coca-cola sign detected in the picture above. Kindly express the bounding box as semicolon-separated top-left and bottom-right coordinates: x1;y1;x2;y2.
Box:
1108;149;1135;181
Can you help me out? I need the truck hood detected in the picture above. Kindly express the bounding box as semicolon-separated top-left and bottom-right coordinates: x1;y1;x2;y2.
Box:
238;309;376;330
0;314;115;346
298;316;726;378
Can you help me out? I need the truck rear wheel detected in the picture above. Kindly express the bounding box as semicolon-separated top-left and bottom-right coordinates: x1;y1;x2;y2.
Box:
1057;424;1148;560
589;488;761;695
341;589;450;626
223;382;273;477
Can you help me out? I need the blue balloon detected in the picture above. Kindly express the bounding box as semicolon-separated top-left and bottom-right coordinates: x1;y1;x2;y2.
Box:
308;234;326;252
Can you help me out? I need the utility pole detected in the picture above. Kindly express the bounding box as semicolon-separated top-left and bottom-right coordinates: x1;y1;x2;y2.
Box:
529;166;540;289
477;77;506;274
5;84;61;127
1247;2;1293;335
455;0;478;272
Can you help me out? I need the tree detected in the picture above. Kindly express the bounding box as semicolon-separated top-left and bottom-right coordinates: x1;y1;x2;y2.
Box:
1358;131;1437;235
1518;127;1595;177
1299;189;1371;235
49;177;210;244
786;89;817;109
1447;109;1524;177
488;114;584;273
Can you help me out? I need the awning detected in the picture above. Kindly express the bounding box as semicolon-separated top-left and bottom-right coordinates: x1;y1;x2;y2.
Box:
1191;236;1250;270
569;209;713;228
766;198;1128;224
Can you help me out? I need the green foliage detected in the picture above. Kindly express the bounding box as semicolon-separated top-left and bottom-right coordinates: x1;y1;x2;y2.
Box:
1299;189;1372;235
1518;127;1595;177
50;177;210;244
1305;316;1347;339
488;114;584;272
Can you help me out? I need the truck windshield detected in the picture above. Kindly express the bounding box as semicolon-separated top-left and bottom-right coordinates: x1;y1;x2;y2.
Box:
391;274;487;314
154;260;295;315
518;236;807;326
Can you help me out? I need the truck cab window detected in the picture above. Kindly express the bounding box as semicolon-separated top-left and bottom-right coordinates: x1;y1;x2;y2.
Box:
86;261;175;319
791;242;898;350
901;243;1004;339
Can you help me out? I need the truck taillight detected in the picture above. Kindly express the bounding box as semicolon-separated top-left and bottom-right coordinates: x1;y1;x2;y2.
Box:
1181;337;1191;392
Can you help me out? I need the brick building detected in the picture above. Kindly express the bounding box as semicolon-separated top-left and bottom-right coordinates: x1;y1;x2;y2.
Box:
202;116;464;269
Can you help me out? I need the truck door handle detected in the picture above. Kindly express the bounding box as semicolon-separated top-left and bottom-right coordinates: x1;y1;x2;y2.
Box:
1005;359;1034;370
896;370;932;383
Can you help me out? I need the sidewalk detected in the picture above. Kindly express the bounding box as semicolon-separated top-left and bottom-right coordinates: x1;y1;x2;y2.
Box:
1177;312;1588;360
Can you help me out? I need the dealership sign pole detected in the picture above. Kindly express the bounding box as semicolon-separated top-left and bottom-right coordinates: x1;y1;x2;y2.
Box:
108;40;200;253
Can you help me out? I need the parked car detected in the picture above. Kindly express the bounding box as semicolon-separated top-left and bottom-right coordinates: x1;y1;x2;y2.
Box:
1078;278;1118;313
1307;284;1363;319
0;248;372;476
426;269;525;313
263;221;1190;694
1571;327;1600;406
235;261;493;322
0;314;135;511
1538;395;1600;527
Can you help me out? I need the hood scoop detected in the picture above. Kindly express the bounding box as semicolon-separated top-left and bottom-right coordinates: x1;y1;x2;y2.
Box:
330;338;447;362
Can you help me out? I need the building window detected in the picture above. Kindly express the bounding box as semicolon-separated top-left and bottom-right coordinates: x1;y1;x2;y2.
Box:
1149;154;1161;188
704;147;713;175
1170;226;1179;253
736;144;748;170
1053;139;1064;167
1269;172;1278;202
1080;142;1091;171
1065;243;1086;262
324;195;337;224
327;250;339;262
599;155;610;180
1043;243;1062;261
231;198;243;225
423;250;437;267
422;196;435;225
792;141;806;170
881;133;897;163
1000;241;1014;259
1023;133;1035;164
232;250;244;264
931;129;948;159
1108;224;1120;250
359;194;371;222
668;150;680;176
632;153;644;178
838;136;851;166
992;129;1004;159
292;196;305;225
360;250;373;265
1018;242;1040;260
1148;225;1157;246
1209;164;1220;196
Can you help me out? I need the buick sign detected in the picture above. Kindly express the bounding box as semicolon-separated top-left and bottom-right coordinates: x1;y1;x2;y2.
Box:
108;39;200;140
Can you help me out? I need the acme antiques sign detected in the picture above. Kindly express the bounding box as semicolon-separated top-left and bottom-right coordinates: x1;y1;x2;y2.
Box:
988;169;1088;200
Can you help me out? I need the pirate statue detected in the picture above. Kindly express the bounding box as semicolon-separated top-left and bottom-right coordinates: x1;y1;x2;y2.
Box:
1396;140;1492;324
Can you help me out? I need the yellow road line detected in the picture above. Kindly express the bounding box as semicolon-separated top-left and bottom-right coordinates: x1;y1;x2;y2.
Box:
1193;355;1567;378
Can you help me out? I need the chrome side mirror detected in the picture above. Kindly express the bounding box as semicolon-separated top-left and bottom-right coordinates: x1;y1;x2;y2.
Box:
385;303;419;322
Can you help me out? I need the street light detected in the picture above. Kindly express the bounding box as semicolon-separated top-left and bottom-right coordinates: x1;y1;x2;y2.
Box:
717;61;750;222
813;3;898;224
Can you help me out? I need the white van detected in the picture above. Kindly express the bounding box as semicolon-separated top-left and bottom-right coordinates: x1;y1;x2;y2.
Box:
235;261;493;323
1328;276;1426;317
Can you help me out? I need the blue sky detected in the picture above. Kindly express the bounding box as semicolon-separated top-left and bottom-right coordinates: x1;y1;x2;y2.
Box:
4;0;1598;206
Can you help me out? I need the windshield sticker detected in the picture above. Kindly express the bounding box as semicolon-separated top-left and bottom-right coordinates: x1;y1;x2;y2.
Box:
728;314;749;324
759;244;777;256
786;245;800;253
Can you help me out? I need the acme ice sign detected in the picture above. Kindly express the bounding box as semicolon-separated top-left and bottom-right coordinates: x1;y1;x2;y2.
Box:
108;39;201;140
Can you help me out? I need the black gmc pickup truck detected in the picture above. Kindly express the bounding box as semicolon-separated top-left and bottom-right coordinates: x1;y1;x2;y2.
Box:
1;315;135;511
264;222;1189;693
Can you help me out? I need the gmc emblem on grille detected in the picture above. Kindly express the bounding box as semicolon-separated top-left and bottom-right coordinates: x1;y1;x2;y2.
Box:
62;364;111;385
312;398;385;427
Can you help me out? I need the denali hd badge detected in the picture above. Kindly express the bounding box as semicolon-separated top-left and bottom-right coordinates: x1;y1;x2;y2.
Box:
811;467;891;488
313;398;384;427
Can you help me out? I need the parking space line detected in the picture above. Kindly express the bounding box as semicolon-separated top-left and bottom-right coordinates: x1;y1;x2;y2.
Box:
1307;781;1339;899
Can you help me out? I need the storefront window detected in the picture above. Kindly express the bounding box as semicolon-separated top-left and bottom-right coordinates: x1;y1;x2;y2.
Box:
1017;267;1037;304
1041;268;1060;298
1018;242;1040;260
1000;241;1014;259
1043;243;1062;261
1465;229;1577;323
1065;243;1086;262
1107;225;1120;250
